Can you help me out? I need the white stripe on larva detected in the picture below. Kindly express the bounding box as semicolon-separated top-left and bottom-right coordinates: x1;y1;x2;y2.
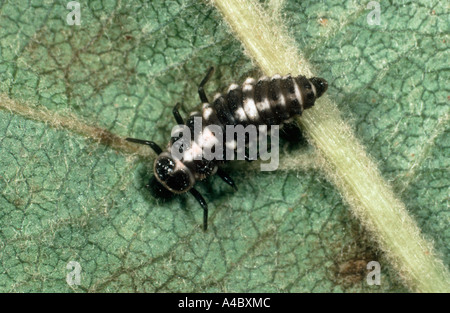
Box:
213;93;222;101
243;96;260;121
227;83;239;92
256;96;270;112
244;77;256;85
242;84;253;92
310;82;317;97
242;84;260;121
278;91;286;108
203;107;213;120
292;78;303;107
235;107;247;122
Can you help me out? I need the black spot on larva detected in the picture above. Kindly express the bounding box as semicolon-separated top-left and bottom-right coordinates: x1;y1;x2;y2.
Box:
290;98;302;115
281;77;295;94
254;79;265;103
268;79;279;101
126;67;328;231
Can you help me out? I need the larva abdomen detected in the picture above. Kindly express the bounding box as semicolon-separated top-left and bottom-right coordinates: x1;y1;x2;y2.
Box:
207;74;325;130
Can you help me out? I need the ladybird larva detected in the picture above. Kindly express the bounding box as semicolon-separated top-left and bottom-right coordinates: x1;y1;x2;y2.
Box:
127;67;328;230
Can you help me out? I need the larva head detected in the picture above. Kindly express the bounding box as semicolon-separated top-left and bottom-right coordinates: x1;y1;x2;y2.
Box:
310;77;328;98
153;152;195;194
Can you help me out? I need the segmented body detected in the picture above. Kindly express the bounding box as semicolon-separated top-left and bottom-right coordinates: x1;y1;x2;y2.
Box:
161;74;327;191
126;68;328;230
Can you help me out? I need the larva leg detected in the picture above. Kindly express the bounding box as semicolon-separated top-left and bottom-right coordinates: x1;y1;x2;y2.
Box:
172;102;184;124
189;188;209;231
126;138;163;155
280;122;307;145
198;67;215;103
217;168;238;191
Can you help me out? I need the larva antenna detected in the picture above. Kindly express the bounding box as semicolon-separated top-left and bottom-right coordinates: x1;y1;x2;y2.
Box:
126;137;163;155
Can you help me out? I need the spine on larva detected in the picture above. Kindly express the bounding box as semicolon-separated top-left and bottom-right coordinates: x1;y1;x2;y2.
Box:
173;74;327;182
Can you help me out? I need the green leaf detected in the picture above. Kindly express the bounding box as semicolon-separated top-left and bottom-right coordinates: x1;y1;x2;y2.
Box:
0;0;447;292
